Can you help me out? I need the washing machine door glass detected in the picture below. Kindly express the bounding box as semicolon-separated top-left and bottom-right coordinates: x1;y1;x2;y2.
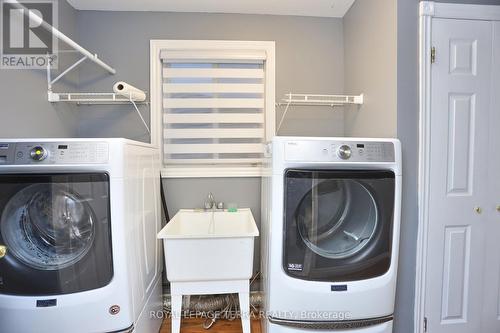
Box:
283;169;395;282
1;184;95;270
0;173;113;296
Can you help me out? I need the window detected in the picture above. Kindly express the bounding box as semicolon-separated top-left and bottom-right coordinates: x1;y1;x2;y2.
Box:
150;40;275;178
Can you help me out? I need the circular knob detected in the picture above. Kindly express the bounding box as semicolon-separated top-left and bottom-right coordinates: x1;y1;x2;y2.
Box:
30;146;47;161
0;245;6;259
338;145;352;160
475;207;482;214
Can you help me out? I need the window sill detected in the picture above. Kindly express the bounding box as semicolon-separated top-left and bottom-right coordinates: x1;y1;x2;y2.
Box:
161;166;264;178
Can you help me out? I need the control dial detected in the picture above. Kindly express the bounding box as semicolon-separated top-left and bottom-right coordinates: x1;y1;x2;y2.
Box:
337;145;352;160
30;146;48;161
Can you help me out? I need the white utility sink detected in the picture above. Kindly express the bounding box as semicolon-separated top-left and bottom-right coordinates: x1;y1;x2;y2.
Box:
158;208;259;282
158;208;259;333
159;208;259;239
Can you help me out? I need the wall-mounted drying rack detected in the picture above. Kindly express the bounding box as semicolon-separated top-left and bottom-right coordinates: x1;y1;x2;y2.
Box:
11;0;151;134
12;0;119;101
9;0;147;106
276;93;364;132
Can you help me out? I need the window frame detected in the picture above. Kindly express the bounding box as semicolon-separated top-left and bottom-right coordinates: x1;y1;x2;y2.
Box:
150;40;275;178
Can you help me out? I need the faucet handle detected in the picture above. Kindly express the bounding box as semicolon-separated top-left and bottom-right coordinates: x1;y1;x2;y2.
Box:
216;202;224;210
204;201;213;209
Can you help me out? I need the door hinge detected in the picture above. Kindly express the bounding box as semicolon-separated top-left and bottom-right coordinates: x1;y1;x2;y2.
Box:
424;317;428;332
431;47;436;64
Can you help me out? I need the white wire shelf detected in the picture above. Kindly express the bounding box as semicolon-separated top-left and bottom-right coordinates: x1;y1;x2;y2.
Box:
276;93;364;132
48;92;149;105
278;93;364;106
48;91;151;134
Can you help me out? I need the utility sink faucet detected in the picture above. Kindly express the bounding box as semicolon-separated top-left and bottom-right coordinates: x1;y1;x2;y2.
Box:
204;192;215;210
204;192;224;210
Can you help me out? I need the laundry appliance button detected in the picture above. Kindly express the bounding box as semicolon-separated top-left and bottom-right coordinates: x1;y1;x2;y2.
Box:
30;146;48;161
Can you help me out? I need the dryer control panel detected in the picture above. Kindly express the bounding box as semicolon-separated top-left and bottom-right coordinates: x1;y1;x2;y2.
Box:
284;140;395;162
0;142;109;165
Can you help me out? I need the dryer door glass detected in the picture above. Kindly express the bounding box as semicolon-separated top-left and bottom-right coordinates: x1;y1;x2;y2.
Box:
283;169;395;282
296;179;378;259
0;174;113;296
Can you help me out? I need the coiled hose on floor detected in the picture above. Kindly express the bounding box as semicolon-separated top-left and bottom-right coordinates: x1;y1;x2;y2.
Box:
163;292;263;329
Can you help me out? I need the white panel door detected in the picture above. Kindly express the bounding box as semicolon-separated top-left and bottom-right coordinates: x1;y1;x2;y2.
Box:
481;20;500;332
424;18;492;333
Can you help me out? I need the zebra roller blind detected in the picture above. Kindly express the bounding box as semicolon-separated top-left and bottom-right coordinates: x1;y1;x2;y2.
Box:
161;49;270;168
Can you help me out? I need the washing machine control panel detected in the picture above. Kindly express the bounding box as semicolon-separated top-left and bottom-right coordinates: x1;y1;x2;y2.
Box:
0;142;109;165
285;140;395;162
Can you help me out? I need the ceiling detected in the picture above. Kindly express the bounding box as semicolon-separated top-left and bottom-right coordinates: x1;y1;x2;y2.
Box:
67;0;356;18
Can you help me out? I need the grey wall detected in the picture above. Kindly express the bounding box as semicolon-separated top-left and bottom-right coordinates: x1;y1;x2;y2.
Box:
0;0;79;138
394;0;419;332
75;12;347;141
343;0;398;138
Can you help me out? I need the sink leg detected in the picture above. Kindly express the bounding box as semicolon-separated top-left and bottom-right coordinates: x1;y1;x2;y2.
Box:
239;291;251;333
171;294;182;333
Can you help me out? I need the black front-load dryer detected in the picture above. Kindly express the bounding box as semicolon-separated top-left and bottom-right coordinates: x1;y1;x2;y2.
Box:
283;169;395;282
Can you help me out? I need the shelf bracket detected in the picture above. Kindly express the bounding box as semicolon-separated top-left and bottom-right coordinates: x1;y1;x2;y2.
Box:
47;55;87;90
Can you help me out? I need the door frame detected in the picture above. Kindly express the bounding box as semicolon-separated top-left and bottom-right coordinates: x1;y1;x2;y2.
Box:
415;2;500;333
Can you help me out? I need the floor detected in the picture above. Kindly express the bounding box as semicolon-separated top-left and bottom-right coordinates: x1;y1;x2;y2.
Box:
160;318;262;333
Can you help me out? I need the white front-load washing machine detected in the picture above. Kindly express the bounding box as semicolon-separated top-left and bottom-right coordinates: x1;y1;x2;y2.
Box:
0;138;163;333
261;137;402;333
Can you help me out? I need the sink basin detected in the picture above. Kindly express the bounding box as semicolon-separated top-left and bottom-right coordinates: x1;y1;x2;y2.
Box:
157;209;259;282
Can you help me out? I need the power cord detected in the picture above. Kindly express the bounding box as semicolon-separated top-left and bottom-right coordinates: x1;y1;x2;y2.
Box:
129;96;150;134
